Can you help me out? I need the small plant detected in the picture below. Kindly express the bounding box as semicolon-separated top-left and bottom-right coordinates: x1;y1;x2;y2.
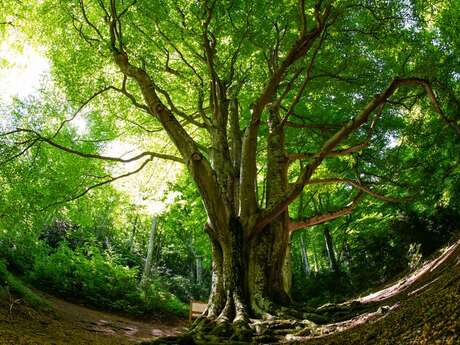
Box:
407;243;422;270
5;285;23;319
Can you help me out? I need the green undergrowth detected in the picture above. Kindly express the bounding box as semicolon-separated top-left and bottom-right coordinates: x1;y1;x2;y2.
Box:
27;243;187;317
0;231;187;318
0;260;50;311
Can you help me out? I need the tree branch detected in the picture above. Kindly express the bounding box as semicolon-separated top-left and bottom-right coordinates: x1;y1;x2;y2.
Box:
4;128;183;163
79;0;104;40
285;121;342;130
289;192;364;233
254;77;436;235
305;178;408;203
52;86;114;138
287;141;369;161
240;5;331;221
108;6;229;231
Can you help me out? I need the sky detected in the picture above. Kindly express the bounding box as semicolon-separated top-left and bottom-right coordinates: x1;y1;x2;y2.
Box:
0;31;50;132
0;32;49;104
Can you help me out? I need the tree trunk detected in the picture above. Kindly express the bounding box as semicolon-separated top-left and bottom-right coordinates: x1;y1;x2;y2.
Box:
128;215;138;253
323;226;340;274
195;256;203;284
197;216;293;337
312;240;320;272
141;216;158;285
300;233;310;275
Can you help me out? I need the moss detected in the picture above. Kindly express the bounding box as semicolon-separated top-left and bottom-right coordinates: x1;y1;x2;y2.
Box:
0;260;51;311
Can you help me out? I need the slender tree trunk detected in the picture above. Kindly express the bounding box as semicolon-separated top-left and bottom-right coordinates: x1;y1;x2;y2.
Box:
300;233;310;275
190;234;203;285
323;226;340;274
141;216;158;285
129;215;138;252
195;256;203;284
312;240;320;272
343;239;352;269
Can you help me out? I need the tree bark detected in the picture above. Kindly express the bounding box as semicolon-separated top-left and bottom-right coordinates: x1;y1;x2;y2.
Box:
128;215;138;253
195;216;293;337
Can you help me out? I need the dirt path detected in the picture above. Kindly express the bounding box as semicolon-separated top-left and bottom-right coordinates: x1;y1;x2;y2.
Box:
0;290;187;344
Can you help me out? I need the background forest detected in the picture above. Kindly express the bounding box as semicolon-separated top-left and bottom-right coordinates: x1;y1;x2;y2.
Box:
1;135;459;317
0;0;459;329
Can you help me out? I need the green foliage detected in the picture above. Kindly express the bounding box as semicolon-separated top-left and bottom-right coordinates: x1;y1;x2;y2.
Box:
0;0;459;324
28;243;186;316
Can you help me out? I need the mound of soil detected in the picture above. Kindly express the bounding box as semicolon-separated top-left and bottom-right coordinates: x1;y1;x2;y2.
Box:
290;239;460;345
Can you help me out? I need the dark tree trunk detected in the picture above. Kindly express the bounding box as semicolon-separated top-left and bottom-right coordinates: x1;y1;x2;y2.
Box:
323;226;340;274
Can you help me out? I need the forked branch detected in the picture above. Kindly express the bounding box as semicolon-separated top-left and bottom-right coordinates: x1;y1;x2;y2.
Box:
254;77;446;235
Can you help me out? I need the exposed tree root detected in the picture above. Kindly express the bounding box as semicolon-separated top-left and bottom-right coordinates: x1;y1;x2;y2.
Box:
145;314;321;344
145;294;400;344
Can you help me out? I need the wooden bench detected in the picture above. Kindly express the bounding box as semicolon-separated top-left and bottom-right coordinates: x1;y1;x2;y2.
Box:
189;300;207;322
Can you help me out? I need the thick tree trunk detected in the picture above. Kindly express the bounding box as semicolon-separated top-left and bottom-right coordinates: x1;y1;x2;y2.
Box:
198;217;292;337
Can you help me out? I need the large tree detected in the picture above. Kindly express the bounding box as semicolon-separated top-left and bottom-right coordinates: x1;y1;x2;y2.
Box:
2;0;459;340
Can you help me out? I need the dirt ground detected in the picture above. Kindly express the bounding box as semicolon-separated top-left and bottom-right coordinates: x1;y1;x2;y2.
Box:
0;290;187;345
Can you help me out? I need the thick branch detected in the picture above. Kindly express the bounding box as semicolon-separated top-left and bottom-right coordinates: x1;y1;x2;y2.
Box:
289;192;363;233
240;6;331;221
108;8;228;230
255;77;437;234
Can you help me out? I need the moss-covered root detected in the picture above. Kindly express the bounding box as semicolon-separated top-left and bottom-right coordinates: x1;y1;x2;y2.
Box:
314;300;377;322
146;318;315;344
143;335;196;345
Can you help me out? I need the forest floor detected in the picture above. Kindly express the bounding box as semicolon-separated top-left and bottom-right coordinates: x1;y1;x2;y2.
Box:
0;289;187;344
0;239;459;345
